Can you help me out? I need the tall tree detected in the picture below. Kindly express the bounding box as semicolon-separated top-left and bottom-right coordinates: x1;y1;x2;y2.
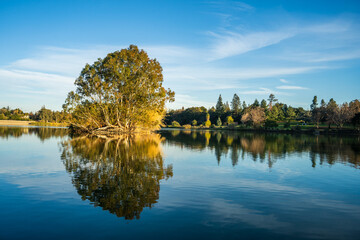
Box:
231;94;241;113
310;96;318;111
268;94;278;110
260;99;267;109
326;98;338;128
253;99;260;107
216;95;225;115
242;101;247;111
63;45;175;135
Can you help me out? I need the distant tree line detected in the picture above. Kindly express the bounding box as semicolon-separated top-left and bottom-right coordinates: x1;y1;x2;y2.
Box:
0;107;29;120
0;106;69;123
165;94;360;129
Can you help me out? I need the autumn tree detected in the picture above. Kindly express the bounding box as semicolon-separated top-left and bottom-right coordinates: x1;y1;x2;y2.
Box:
63;45;174;135
205;113;211;127
241;107;265;127
226;116;234;125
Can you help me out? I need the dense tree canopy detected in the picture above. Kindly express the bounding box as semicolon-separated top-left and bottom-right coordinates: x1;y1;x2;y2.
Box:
63;45;174;135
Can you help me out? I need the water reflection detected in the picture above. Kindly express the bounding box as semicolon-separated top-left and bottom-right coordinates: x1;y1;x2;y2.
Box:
0;126;68;141
60;134;173;220
160;130;360;169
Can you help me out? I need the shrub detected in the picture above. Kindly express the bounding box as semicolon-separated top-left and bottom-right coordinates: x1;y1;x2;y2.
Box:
172;121;181;127
226;116;234;124
216;117;222;126
192;120;197;126
204;120;211;127
182;124;192;129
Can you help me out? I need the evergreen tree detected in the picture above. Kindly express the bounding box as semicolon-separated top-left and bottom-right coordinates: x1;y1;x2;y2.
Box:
242;101;247;111
260;99;267;109
310;96;318;111
253;99;260;107
216;95;225;114
231;94;241;113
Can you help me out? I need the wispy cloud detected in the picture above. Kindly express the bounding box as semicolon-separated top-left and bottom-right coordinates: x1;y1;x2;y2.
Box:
209;30;294;60
276;85;308;90
240;88;284;95
280;79;288;83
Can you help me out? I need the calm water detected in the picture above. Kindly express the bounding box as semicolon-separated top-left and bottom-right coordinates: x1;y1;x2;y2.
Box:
0;127;359;240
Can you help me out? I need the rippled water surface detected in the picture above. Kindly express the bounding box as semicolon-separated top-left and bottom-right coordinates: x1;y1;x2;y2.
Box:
0;127;359;240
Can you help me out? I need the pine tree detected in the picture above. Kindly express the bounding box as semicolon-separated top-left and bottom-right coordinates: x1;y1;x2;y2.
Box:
231;94;241;113
216;95;225;114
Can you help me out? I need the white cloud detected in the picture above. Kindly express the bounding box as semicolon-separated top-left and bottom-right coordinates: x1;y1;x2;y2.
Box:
276;85;308;90
209;30;294;60
280;79;288;83
241;88;282;95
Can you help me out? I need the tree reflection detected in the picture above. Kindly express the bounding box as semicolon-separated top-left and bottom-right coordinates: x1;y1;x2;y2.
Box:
60;134;173;220
160;130;360;169
0;126;68;140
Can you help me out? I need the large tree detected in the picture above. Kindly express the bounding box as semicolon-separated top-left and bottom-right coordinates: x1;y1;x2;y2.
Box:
268;94;278;110
63;45;174;135
231;94;241;113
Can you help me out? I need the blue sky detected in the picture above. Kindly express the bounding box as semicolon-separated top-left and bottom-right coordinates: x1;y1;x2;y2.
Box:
0;0;359;112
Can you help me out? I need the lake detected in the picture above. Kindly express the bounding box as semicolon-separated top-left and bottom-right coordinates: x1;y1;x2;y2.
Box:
0;126;359;240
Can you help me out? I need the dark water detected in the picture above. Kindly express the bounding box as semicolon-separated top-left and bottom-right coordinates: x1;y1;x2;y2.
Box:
0;127;359;240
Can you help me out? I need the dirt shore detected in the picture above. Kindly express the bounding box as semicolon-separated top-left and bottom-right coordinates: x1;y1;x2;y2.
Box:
0;120;35;126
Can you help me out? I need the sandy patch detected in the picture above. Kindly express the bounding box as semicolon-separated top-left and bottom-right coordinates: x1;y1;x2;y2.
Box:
0;120;35;126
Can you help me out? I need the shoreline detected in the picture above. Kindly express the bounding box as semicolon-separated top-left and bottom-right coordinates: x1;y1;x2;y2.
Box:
0;120;68;128
160;127;360;136
0;120;35;126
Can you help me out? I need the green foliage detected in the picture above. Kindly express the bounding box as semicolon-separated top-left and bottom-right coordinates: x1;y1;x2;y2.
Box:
264;119;278;129
182;124;192;129
260;99;267;109
286;106;296;120
165;107;207;126
192;119;197;126
284;121;291;129
252;99;260;107
63;45;174;134
352;112;360;128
